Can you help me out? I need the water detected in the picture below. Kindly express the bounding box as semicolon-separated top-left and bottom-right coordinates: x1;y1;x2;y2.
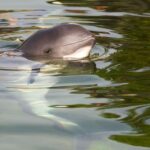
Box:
0;0;150;149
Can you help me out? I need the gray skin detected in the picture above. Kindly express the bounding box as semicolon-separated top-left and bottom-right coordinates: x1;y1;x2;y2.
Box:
17;23;95;59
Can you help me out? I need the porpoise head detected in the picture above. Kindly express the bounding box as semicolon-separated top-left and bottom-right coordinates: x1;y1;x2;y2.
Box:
18;23;95;60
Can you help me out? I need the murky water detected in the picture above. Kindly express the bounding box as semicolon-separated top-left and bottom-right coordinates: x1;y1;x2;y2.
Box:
0;0;150;150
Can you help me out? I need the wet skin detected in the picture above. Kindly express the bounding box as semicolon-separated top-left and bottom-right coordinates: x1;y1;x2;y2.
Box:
17;23;96;60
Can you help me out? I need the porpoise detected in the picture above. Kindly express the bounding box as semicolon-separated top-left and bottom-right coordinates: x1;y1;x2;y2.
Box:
17;23;96;60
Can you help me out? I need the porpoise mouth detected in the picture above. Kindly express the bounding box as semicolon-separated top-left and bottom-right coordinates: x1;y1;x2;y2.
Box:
51;35;96;60
55;35;95;48
63;36;95;60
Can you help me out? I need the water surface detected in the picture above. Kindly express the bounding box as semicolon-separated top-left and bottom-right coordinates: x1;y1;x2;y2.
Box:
0;0;150;150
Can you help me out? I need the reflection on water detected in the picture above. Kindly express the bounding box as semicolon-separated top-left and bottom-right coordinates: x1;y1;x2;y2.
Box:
0;0;150;150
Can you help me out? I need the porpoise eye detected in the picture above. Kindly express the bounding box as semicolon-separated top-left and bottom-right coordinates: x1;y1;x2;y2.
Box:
44;49;52;54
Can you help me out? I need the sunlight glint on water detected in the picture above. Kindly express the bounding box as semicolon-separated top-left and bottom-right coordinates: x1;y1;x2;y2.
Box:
0;0;150;150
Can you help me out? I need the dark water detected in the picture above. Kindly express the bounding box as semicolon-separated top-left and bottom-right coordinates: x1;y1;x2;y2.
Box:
0;0;150;150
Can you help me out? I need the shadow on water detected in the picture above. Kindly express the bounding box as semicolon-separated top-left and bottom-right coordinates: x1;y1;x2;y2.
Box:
0;0;150;150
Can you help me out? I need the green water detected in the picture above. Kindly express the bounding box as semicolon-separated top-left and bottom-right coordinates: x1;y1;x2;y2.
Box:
0;0;150;150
